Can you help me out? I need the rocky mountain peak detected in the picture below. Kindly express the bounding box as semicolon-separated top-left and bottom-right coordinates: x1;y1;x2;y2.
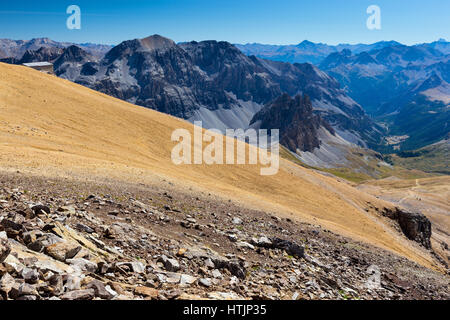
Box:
53;45;91;69
139;34;177;51
251;93;334;152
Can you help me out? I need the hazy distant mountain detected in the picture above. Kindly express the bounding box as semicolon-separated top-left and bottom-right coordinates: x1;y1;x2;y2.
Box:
319;43;449;152
250;93;335;153
419;38;450;54
235;40;403;64
0;38;112;60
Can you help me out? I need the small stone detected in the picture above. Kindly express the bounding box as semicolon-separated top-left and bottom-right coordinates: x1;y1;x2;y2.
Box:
21;267;39;284
129;261;146;274
180;274;197;286
133;200;149;210
135;286;159;299
17;295;37;300
31;205;50;215
256;236;272;247
157;255;180;272
18;283;39;297
208;292;241;300
0;273;16;298
105;285;117;298
236;241;255;250
180;221;191;229
204;258;215;269
186;218;197;224
64;275;81;291
60;289;95;300
198;278;212;287
67;258;98;273
85;280;115;299
211;269;222;279
75;223;94;234
116;261;146;274
45;242;82;262
232;217;243;225
22;230;44;244
48;274;64;295
28;233;64;253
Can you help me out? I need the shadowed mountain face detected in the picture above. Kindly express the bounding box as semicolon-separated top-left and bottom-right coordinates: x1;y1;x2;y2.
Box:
48;35;382;150
250;94;335;152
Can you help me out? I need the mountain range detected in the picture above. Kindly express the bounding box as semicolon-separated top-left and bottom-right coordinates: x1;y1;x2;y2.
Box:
1;35;448;172
235;39;450;65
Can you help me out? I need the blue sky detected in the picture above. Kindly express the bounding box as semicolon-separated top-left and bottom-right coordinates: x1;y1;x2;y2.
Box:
0;0;448;45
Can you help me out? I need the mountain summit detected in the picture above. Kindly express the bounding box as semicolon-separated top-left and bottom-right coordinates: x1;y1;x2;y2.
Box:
139;34;177;51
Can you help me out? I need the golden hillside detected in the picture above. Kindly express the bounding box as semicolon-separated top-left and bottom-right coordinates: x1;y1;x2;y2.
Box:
0;62;437;269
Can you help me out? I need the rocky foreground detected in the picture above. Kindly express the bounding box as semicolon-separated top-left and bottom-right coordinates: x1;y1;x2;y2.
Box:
0;172;448;300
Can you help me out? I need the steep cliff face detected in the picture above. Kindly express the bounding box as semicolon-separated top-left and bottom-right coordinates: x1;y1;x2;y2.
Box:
251;94;334;152
381;207;432;249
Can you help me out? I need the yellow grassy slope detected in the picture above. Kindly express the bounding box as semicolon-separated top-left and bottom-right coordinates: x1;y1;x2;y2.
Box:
0;63;437;269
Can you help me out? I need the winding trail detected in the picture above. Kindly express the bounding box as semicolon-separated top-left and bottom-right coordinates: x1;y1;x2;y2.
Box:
399;179;421;204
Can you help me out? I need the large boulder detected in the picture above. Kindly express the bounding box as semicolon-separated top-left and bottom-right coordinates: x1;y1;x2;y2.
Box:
382;208;432;249
397;211;432;249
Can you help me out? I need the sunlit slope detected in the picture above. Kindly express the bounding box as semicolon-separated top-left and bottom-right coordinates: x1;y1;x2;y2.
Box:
0;63;437;268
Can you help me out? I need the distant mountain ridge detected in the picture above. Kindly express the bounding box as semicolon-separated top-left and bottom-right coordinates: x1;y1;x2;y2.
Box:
0;38;112;60
319;43;449;152
235;39;449;65
236;38;450;153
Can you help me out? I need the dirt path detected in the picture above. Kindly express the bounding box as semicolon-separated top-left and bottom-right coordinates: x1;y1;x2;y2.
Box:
399;179;421;204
